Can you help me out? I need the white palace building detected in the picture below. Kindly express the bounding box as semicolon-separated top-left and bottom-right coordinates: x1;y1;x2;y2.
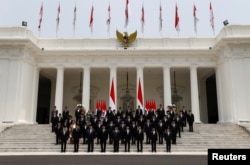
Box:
0;25;250;124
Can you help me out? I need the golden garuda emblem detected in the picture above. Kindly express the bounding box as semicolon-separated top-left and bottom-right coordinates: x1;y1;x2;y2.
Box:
116;30;137;47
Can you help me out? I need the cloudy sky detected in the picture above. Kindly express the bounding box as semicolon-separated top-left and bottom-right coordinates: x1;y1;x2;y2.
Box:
0;0;249;38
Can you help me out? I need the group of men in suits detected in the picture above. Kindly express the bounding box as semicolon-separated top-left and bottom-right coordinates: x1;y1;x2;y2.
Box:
51;104;194;153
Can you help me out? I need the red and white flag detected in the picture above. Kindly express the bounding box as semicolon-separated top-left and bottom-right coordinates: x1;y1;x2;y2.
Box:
141;4;145;33
193;4;199;33
73;4;77;33
175;3;180;32
56;3;60;35
89;5;94;32
106;3;111;32
210;2;215;32
124;0;129;28
159;4;163;32
137;78;144;110
109;78;116;111
38;3;43;32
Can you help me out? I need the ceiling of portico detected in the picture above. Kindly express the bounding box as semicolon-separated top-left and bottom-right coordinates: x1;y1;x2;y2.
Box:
40;67;215;89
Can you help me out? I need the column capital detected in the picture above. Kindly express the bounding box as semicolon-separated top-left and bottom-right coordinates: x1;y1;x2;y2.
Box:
56;66;64;70
109;66;117;70
190;64;198;70
163;63;172;69
83;66;91;70
136;65;144;70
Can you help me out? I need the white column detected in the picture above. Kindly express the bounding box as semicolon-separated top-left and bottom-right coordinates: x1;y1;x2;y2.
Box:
136;66;144;110
109;66;117;111
31;67;40;123
190;66;201;123
163;66;172;109
82;67;90;111
55;67;64;115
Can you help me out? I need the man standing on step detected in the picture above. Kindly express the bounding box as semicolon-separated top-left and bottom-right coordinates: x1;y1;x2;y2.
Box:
164;127;172;152
60;126;69;152
99;125;108;152
135;125;144;152
187;110;194;132
51;111;59;132
150;127;158;152
112;126;121;152
72;124;81;152
123;126;132;152
86;125;96;152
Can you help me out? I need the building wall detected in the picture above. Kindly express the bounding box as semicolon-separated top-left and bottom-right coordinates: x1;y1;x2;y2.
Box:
1;25;250;123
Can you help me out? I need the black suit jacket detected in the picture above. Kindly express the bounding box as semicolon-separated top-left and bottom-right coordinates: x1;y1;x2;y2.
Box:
86;129;96;141
60;130;69;142
99;130;108;141
150;131;158;142
135;130;144;141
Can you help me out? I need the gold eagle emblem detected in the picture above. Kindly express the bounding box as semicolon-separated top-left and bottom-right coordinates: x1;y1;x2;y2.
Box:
116;30;137;47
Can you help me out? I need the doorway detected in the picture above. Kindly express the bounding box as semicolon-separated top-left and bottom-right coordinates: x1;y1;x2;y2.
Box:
36;74;51;124
206;74;218;123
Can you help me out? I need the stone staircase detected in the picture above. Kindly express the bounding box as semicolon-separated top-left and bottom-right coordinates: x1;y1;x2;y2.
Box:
0;123;250;153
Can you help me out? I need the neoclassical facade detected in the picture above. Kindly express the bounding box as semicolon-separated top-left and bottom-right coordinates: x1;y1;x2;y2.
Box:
0;25;250;124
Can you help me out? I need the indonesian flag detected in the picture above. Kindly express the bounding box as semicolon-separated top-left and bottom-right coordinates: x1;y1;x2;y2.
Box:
137;78;144;110
193;4;199;33
124;0;129;28
56;3;60;34
141;4;145;33
89;5;94;32
153;100;156;110
109;78;116;111
159;4;163;32
73;4;77;33
106;3;111;32
102;100;107;111
38;3;43;32
175;3;180;32
210;2;215;32
96;100;101;110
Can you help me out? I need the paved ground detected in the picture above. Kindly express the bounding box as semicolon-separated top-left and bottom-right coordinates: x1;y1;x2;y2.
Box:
0;155;207;165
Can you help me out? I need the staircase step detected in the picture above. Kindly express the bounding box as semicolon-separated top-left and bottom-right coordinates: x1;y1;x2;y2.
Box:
0;123;249;153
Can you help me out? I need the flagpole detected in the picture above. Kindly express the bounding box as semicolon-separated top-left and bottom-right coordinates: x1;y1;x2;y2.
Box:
107;1;111;38
109;1;110;38
73;1;76;37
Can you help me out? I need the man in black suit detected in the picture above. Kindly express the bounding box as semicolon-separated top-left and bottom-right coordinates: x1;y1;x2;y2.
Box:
170;120;178;145
99;125;108;152
123;126;132;152
130;121;137;144
75;104;82;123
86;125;96;152
156;104;165;120
106;107;115;121
150;127;158;152
95;120;102;144
136;105;143;119
164;127;172;152
72;124;81;152
126;106;133;117
187;110;194;132
112;126;121;152
157;120;164;144
51;111;59;132
59;126;69;152
107;120;115;144
62;106;69;121
181;106;188;127
55;122;62;145
144;119;152;144
135;125;144;152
